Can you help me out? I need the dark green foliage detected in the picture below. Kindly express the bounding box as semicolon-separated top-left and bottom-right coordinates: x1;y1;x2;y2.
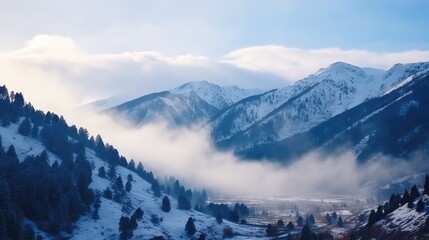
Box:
185;217;196;236
125;180;132;192
162;196;171;212
300;224;314;240
92;197;101;221
103;187;113;200
424;174;429;195
151;214;160;225
337;216;344;227
408;198;415;208
98;166;106;178
31;123;39;137
129;216;138;230
216;213;223;224
331;211;338;220
266;224;278;237
410;185;421;201
128;160;135;171
307;214;316;226
325;213;332;224
127;174;133;182
297;215;304;227
178;194;191;210
401;190;410;206
205;202;248;223
287;221;295;230
277;219;285;227
198;233;206;240
151;180;162;197
115;176;124;191
19;224;35;240
223;227;234;238
107;164;116;181
0;211;6;239
367;209;376;227
18;118;31;136
119;216;133;240
230;209;239;223
132;208;144;220
240;219;247;224
389;194;401;213
416;199;425;212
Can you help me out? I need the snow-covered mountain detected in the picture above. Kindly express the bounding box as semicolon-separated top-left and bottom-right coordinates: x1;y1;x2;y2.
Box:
105;81;262;127
0;85;267;239
240;65;429;162
212;61;429;152
171;80;261;110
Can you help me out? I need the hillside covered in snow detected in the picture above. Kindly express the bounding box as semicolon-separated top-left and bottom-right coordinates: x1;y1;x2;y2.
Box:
0;85;266;239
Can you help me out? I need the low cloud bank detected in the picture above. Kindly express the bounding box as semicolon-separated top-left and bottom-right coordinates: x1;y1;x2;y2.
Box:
66;109;425;197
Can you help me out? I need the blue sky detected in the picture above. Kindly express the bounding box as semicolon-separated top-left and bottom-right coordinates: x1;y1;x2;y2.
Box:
1;0;429;111
1;0;428;56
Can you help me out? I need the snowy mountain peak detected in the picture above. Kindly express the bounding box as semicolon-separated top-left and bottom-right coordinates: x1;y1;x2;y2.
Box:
171;81;262;110
315;61;368;78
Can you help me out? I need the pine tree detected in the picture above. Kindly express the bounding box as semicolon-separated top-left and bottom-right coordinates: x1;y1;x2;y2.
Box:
132;208;144;219
198;233;206;240
162;196;171;212
297;216;304;227
178;194;191;210
337;216;344;227
151;180;162;197
119;216;132;240
92;197;101;221
416;199;425;212
400;190;410;206
277;219;285;227
127;174;133;182
18;118;31;136
129;216;138;230
367;209;376;227
125;180;132;192
128;160;136;171
0;210;6;239
300;224;313;240
98;166;106;178
424;174;429;195
286;221;295;230
103;187;113;199
230;210;239;223
185;217;196;236
19;224;35;240
325;213;332;224
216;213;223;224
31;123;39;137
410;185;421;201
308;214;316;225
408;198;415;208
266;224;278;237
115;176;124;191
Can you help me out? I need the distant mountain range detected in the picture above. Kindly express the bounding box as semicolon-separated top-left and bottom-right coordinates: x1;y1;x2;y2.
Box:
103;81;261;126
97;61;429;163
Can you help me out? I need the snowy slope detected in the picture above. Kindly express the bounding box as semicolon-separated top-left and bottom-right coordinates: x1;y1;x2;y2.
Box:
241;68;429;162
106;81;262;127
357;195;429;239
171;80;262;110
0;121;266;240
213;61;429;151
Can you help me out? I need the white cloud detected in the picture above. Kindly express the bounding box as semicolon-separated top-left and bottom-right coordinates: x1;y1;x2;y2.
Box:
0;35;284;113
222;45;429;82
1;35;427;197
66;109;421;197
